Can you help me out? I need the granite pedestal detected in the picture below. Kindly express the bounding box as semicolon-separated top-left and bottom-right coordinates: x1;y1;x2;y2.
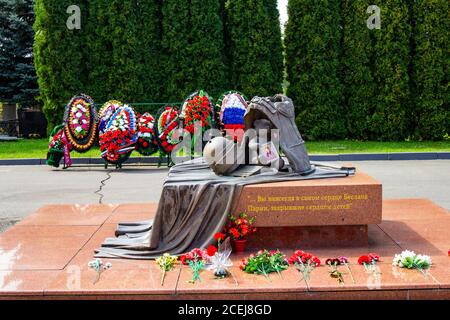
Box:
234;170;382;248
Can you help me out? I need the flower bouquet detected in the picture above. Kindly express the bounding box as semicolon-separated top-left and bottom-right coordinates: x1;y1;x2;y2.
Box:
288;250;321;282
392;250;432;276
99;105;138;166
180;248;210;284
155;106;181;157
88;258;112;284
63;94;98;153
216;91;247;141
240;250;289;282
205;236;236;283
225;212;257;253
358;253;381;277
135;113;158;156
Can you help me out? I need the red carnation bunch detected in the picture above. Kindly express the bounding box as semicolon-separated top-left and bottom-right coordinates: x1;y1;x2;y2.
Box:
288;250;321;267
180;248;209;284
358;253;380;266
180;248;209;266
225;212;256;241
289;250;321;282
358;253;381;276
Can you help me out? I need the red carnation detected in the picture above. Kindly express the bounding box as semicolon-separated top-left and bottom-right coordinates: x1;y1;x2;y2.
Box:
206;245;218;257
358;255;372;265
214;232;225;242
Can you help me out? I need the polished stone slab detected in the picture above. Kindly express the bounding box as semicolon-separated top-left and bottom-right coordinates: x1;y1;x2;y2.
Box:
0;199;449;300
234;171;382;227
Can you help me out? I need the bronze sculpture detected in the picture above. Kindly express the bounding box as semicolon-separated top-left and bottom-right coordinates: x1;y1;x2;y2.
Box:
95;95;355;259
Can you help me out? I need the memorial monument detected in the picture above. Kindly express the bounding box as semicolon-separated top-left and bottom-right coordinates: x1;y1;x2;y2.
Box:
95;95;371;259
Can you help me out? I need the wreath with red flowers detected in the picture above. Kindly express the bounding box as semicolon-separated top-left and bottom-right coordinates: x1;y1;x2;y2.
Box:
181;90;215;135
155;106;181;155
99;105;137;165
135;113;158;156
63;94;98;153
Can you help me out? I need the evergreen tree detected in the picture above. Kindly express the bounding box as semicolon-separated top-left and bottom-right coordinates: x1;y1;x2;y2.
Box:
34;0;88;129
370;0;411;140
85;0;112;103
189;0;227;98
0;0;38;107
135;0;163;102
410;0;449;140
341;0;375;140
162;0;227;101
224;0;283;98
285;0;345;140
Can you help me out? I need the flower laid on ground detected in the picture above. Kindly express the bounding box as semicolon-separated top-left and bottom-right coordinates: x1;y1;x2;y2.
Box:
326;258;345;285
339;256;355;284
225;212;257;241
240;250;289;282
156;253;178;286
358;253;381;275
288;250;321;282
88;258;112;284
392;250;432;275
180;248;209;284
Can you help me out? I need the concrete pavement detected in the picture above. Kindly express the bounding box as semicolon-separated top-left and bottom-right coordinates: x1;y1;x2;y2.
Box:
0;160;449;232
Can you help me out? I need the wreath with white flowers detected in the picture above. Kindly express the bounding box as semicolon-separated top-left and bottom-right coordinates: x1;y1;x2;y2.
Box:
99;105;138;165
98;100;122;136
63;94;98;153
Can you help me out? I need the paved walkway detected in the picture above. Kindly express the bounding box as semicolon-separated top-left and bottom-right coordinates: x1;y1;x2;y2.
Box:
0;160;449;232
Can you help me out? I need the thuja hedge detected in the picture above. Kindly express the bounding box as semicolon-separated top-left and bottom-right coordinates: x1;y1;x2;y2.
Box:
34;1;447;140
34;0;284;132
34;0;89;129
410;0;449;140
224;0;283;98
286;0;448;141
285;0;346;140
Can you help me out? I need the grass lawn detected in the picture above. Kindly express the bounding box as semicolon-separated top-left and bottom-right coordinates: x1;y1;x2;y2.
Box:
0;138;449;160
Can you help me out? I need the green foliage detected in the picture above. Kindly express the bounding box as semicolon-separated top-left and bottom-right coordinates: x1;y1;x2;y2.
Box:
286;0;345;140
0;0;38;107
34;0;88;129
161;0;226;101
370;0;411;141
410;0;449;140
224;0;283;98
341;0;375;140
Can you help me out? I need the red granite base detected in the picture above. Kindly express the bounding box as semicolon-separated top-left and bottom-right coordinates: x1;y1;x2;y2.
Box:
247;225;368;250
0;199;449;300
